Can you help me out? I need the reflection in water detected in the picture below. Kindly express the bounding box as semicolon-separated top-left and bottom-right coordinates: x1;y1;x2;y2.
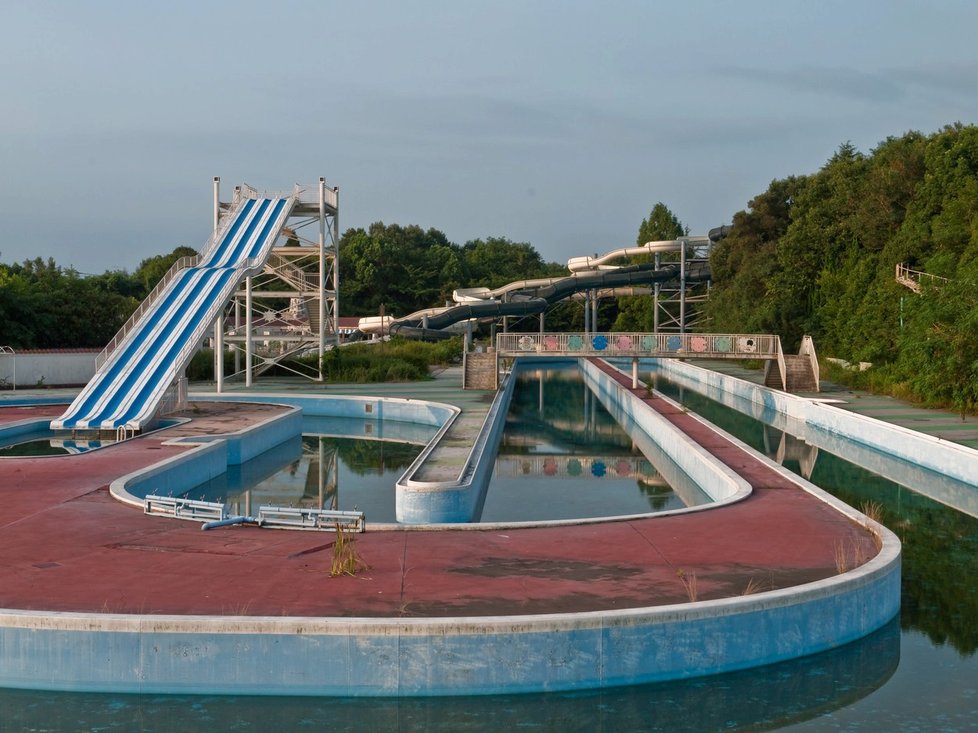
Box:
484;365;691;520
0;617;899;732
180;426;424;524
7;367;952;729
653;371;978;658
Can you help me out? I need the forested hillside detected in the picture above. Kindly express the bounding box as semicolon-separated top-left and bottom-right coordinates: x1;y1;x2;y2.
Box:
2;124;975;411
0;248;196;349
706;123;978;414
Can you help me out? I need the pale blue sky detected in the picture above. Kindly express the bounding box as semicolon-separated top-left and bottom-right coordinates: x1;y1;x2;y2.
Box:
2;1;977;273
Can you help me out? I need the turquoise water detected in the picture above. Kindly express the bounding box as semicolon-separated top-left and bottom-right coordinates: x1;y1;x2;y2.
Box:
2;367;977;730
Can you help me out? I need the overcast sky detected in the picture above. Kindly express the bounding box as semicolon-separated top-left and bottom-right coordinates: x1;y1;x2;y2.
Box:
2;1;977;274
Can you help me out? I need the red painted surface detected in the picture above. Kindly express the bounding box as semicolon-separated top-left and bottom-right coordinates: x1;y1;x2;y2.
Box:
0;375;878;618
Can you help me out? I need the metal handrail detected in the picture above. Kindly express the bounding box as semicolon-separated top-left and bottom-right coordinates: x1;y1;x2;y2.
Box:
799;335;819;388
94;192;265;371
96;255;201;370
895;263;948;293
264;252;310;290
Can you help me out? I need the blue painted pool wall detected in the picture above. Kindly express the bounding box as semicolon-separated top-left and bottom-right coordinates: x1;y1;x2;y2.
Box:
1;375;903;696
651;359;978;488
0;550;899;695
113;396;455;505
192;392;454;429
0;418;51;441
580;360;745;502
394;368;518;523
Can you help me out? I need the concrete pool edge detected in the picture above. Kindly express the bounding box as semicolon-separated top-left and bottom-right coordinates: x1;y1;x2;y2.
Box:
0;367;903;696
0;536;899;695
652;358;978;488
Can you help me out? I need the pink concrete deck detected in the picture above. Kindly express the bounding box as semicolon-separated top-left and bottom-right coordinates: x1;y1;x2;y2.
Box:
0;374;878;619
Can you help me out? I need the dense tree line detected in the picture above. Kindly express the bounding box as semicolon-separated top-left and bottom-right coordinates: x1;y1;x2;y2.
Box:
338;223;587;331
0;247;194;349
706;123;978;414
338;223;567;316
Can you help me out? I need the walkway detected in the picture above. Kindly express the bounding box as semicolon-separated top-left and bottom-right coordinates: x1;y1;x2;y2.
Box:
0;367;879;619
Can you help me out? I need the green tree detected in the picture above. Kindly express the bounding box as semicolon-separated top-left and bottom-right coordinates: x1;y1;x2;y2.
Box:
705;176;809;335
637;203;687;246
133;246;198;295
339;223;463;317
613;203;687;331
461;237;548;289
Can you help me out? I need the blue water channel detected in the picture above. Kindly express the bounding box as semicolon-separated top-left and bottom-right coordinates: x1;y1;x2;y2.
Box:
175;365;699;523
2;364;977;730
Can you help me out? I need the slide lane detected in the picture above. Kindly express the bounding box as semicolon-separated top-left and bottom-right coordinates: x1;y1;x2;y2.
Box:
52;194;295;432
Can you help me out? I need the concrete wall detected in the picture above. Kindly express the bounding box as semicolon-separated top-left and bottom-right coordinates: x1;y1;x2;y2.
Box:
580;359;749;505
395;370;516;524
652;359;978;489
111;394;454;508
0;547;899;695
0;351;97;388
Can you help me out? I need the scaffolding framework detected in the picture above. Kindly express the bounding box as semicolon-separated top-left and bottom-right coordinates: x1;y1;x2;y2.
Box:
211;178;339;389
651;236;713;333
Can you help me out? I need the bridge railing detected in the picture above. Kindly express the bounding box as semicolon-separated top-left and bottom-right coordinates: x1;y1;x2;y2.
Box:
495;332;780;360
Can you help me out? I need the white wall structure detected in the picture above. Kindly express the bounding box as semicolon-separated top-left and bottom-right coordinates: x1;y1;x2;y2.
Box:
0;350;97;388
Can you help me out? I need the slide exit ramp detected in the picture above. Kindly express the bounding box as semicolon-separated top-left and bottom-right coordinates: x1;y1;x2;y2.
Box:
51;189;297;434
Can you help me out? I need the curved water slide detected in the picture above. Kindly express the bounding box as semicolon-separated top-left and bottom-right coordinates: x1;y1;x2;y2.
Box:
360;235;717;339
52;194;296;432
566;235;711;272
384;262;708;339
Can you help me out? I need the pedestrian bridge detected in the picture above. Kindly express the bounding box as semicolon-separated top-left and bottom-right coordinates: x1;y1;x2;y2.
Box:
463;332;819;393
495;332;779;359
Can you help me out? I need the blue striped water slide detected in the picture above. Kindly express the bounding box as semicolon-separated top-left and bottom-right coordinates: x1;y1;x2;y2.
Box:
52;199;263;430
200;198;270;268
52;194;294;432
205;198;287;269
72;269;224;429
107;269;241;428
103;204;290;428
52;268;205;429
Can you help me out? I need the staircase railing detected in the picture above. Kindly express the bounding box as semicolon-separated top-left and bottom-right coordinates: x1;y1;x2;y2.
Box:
96;255;200;370
895;263;948;293
265;252;312;291
799;334;819;391
775;336;787;391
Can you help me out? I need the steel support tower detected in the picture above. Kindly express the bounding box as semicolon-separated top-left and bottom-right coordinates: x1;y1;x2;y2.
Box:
211;178;339;389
